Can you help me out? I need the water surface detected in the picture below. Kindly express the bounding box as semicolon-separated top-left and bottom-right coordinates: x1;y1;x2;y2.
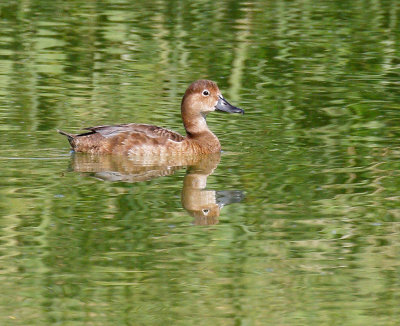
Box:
1;0;400;325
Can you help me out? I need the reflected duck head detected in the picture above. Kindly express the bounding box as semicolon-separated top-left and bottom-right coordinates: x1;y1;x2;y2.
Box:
188;205;221;225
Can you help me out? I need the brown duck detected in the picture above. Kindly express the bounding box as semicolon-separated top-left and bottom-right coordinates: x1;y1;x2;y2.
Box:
58;80;244;156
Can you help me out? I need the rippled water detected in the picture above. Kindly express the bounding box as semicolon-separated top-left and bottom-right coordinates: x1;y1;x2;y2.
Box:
1;0;400;325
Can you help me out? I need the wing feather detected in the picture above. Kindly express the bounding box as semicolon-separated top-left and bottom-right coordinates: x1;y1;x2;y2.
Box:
81;123;184;142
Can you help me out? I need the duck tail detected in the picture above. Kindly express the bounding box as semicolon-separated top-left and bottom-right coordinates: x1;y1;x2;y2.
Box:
57;129;75;143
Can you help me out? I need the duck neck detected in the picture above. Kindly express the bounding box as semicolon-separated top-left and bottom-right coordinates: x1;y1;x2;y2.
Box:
183;112;207;135
183;113;221;151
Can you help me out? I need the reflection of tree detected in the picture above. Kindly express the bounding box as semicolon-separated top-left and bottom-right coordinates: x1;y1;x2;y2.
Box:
4;0;399;132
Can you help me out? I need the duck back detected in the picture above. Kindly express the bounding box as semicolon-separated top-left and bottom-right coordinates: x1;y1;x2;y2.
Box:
59;123;184;155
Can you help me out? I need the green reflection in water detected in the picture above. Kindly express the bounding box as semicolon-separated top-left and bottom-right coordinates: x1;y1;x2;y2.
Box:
1;0;400;325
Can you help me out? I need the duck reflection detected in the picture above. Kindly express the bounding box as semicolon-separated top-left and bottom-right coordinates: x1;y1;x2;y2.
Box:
69;153;244;225
181;154;244;225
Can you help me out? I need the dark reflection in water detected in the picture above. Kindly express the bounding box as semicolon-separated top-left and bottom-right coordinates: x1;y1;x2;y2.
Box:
70;152;244;225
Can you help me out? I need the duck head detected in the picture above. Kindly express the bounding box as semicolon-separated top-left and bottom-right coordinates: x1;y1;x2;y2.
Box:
181;79;244;116
181;80;244;136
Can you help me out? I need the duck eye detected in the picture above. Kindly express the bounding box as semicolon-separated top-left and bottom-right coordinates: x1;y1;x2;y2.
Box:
202;90;210;96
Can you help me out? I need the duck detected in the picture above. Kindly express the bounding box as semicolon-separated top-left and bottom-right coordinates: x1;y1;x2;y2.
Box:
58;79;244;156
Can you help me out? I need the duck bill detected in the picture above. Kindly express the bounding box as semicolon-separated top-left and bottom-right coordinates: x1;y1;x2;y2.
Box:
215;95;244;114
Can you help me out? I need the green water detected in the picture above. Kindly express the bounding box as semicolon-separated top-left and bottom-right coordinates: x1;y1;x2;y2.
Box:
1;0;400;325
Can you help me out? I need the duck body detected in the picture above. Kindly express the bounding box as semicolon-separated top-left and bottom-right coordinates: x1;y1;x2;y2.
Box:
59;123;218;156
58;80;243;156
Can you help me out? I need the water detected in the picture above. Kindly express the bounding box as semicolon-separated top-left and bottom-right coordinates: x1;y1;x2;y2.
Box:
1;0;400;325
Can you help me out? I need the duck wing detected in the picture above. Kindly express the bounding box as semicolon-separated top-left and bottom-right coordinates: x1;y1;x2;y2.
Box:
82;123;184;142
